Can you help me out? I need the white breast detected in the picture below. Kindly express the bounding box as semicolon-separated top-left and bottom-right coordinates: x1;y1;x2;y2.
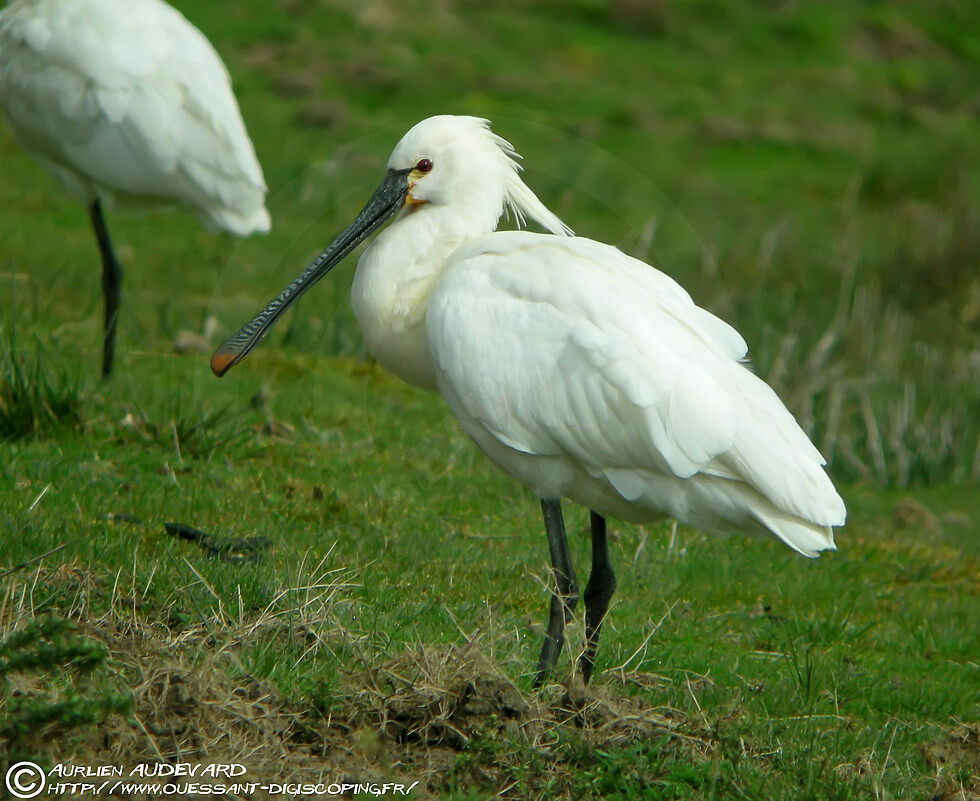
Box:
350;212;467;392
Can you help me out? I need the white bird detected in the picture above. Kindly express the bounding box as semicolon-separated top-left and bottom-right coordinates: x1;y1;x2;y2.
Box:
0;0;270;376
211;115;846;684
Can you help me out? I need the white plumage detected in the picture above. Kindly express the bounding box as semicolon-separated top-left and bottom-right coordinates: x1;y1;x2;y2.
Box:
213;115;846;683
0;0;269;374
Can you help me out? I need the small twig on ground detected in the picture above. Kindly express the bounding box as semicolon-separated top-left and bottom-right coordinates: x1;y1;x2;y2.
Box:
0;543;68;579
164;522;270;564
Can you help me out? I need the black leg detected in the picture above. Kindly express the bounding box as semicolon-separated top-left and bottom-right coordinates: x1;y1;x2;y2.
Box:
88;199;122;378
534;498;578;687
579;511;616;683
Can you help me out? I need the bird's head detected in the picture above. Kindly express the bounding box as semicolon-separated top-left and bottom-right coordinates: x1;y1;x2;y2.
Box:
210;115;570;377
385;115;570;235
389;115;504;210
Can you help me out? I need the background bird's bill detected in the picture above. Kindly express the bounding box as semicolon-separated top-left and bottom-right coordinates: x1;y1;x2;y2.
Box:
210;167;413;377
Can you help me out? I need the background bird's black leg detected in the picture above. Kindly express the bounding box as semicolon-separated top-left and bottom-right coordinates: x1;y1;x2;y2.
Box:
579;511;616;683
534;498;578;687
88;199;122;377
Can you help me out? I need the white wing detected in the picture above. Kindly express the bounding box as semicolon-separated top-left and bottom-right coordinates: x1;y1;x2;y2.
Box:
427;231;845;538
0;0;269;234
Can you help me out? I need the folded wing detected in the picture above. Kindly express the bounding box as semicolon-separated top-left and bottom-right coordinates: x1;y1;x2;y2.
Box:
427;231;845;544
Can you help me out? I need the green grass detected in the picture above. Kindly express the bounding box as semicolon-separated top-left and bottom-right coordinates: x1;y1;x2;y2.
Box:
1;1;978;798
0;334;84;440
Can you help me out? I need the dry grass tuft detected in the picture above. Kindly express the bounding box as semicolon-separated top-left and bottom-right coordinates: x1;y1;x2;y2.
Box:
339;637;697;755
350;645;528;749
82;618;308;769
920;723;980;801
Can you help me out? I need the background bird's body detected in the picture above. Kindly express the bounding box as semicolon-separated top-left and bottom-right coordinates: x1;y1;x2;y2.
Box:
0;0;269;233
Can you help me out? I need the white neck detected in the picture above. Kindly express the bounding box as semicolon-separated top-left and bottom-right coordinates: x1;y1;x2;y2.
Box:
350;202;496;391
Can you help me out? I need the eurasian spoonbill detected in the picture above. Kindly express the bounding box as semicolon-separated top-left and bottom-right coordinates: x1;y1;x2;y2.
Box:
211;115;846;684
0;0;270;376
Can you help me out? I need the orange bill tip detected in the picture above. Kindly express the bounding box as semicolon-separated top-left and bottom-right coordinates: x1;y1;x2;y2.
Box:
210;348;237;378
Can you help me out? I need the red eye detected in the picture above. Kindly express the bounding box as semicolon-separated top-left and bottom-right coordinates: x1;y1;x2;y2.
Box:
415;158;433;173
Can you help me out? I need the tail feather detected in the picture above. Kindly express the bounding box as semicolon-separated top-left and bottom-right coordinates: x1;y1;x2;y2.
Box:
699;475;839;557
751;503;836;557
202;203;270;236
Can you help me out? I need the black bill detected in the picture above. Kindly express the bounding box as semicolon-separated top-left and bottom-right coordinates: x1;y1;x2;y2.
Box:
211;167;412;377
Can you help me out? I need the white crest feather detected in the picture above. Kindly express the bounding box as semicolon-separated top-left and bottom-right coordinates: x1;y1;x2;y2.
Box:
484;123;574;237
